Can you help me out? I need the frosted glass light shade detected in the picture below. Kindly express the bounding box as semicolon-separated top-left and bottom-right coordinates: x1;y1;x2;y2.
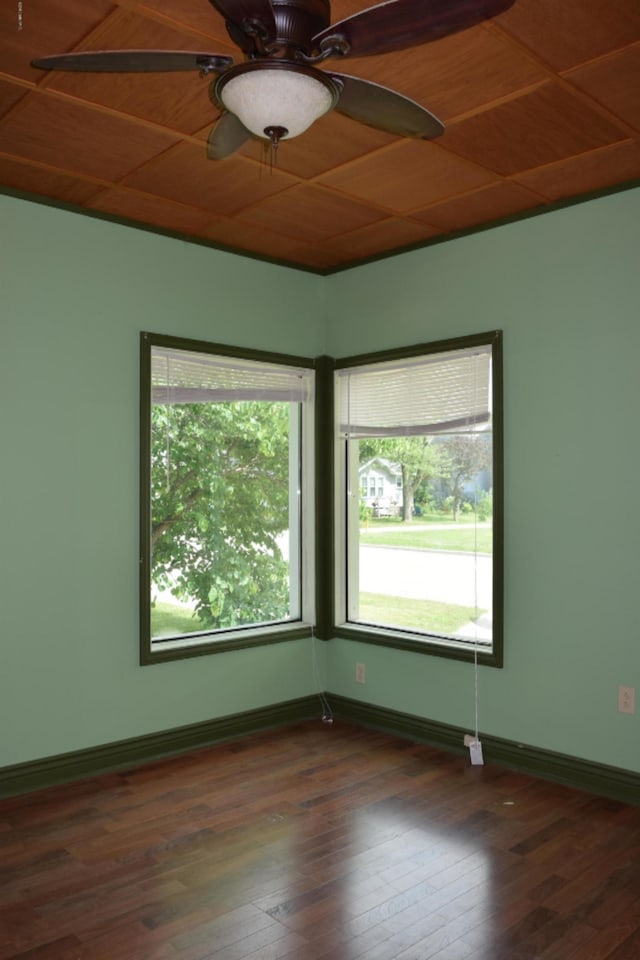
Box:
218;67;335;140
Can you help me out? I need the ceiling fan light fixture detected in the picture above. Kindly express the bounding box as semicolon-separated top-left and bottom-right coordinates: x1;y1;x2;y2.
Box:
215;62;339;141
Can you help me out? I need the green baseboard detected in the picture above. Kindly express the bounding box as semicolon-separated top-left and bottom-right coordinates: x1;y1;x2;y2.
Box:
3;693;638;805
0;695;320;798
328;694;640;806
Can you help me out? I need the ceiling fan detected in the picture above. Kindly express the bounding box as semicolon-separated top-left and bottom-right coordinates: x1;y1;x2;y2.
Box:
32;0;515;158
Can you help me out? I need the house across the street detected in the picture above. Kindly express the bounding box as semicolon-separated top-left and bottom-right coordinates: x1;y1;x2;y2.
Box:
359;457;402;516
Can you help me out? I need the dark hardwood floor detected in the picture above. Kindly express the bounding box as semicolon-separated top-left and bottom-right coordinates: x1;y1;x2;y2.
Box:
1;720;640;960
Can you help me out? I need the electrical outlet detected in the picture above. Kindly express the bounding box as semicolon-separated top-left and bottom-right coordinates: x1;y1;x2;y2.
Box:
618;686;635;715
355;662;366;684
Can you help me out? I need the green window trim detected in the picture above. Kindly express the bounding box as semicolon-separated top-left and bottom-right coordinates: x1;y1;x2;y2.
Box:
140;331;503;668
332;330;503;668
140;332;317;665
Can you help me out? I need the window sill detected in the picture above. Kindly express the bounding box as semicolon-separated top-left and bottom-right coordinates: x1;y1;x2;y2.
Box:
141;622;313;665
333;622;502;667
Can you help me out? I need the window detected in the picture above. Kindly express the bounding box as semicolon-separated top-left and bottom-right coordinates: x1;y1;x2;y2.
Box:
140;333;315;663
333;332;503;666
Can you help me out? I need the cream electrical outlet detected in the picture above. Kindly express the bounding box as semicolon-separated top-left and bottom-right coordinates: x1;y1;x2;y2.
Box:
618;686;635;715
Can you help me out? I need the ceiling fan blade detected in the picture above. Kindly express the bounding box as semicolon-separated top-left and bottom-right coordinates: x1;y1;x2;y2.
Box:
330;73;444;139
207;111;252;160
31;50;234;73
313;0;515;59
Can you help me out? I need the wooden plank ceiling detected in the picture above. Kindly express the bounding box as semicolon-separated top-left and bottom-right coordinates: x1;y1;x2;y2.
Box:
1;0;639;272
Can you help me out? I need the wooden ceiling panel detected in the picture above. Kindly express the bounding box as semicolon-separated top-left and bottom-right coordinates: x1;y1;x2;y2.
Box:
513;140;640;201
0;155;103;205
318;140;497;212
441;81;628;175
317;217;442;266
566;46;640;133
335;27;548;123
0;79;28;118
0;0;113;82
39;8;234;135
235;184;385;243
413;181;544;232
129;0;231;44
497;0;640;71
203;217;336;267
85;186;218;234
0;92;180;181
1;0;638;271
329;0;375;19
122;141;298;215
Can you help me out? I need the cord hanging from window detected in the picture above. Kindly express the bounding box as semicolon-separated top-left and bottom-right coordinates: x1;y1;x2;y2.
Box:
311;628;333;723
471;351;484;764
165;353;171;494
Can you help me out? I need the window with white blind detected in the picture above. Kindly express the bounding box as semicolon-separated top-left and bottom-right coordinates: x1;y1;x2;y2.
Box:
140;333;316;663
334;332;503;665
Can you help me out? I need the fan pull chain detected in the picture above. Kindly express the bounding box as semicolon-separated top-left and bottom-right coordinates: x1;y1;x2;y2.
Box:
258;137;280;176
264;126;287;174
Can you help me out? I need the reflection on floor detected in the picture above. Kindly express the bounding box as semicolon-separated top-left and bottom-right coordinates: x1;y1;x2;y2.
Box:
1;720;639;959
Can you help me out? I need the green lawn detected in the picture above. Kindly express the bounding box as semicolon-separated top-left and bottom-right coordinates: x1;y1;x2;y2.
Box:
366;513;470;527
360;524;492;553
358;592;482;635
152;601;201;638
154;593;481;639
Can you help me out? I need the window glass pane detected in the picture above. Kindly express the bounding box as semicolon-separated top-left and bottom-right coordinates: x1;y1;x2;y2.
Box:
145;340;313;649
351;431;492;643
337;337;498;653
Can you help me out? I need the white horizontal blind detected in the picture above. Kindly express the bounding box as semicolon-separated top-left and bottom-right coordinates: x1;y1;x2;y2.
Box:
337;346;492;438
152;346;313;404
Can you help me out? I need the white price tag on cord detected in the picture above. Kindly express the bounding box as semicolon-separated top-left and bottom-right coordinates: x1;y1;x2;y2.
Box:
469;738;484;766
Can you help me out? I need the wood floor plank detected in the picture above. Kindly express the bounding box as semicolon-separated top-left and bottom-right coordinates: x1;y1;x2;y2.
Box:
1;721;640;960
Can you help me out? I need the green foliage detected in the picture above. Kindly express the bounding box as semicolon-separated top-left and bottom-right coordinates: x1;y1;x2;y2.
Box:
435;433;492;520
151;400;292;633
359;500;373;524
413;487;435;513
476;489;493;521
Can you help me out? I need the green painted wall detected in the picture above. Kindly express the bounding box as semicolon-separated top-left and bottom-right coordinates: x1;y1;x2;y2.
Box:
325;187;640;773
0;195;326;766
2;187;639;776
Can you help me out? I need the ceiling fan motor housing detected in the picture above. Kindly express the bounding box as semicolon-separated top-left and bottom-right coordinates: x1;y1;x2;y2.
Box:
269;0;331;57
